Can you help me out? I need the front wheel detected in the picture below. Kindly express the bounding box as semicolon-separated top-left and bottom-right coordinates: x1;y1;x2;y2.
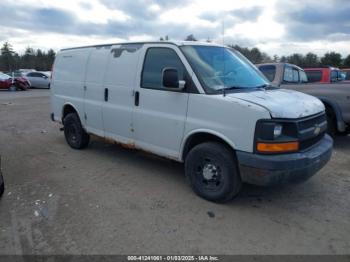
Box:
0;174;4;197
185;142;242;202
63;113;90;149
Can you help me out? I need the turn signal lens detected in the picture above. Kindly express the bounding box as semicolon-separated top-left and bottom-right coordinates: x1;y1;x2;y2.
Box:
257;142;299;153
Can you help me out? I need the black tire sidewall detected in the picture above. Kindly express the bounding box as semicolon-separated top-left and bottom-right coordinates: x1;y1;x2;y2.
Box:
185;142;241;202
326;113;336;137
0;175;4;197
63;113;89;149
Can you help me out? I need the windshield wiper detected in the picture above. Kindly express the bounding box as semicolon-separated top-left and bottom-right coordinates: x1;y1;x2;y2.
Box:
218;86;246;97
255;84;275;89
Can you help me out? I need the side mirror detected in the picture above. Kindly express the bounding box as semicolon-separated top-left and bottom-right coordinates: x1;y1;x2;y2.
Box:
162;68;185;90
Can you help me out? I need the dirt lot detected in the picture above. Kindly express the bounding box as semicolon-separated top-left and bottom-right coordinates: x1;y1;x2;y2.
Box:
0;89;349;255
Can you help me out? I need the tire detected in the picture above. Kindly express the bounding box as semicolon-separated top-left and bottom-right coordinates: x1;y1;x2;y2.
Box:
0;175;4;198
185;142;242;202
326;108;336;137
18;84;28;91
63;113;90;149
9;85;17;91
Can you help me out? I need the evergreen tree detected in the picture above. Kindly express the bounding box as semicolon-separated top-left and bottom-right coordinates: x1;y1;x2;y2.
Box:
303;52;319;67
185;34;197;41
0;42;15;71
343;55;350;67
321;52;342;67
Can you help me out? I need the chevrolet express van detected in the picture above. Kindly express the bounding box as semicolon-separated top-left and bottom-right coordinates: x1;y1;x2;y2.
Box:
50;41;333;202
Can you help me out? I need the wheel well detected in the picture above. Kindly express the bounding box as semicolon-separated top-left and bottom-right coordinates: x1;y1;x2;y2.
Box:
62;104;77;121
322;101;338;133
182;132;235;161
323;102;335;117
323;102;337;123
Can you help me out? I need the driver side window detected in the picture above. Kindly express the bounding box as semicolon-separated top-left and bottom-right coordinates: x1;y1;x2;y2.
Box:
141;48;185;90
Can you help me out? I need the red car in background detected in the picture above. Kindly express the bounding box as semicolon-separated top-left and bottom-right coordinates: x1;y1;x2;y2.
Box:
0;72;30;91
304;67;343;83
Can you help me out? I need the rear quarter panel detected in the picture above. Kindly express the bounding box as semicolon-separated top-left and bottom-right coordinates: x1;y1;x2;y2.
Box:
51;48;93;122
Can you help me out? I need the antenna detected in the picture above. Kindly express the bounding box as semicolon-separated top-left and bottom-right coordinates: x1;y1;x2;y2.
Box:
222;19;225;46
222;19;226;96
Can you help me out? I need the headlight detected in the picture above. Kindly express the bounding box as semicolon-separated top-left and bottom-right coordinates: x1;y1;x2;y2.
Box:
273;124;283;138
255;120;298;154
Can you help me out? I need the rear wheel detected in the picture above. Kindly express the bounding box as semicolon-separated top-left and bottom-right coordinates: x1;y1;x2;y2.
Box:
63;113;90;149
185;142;242;202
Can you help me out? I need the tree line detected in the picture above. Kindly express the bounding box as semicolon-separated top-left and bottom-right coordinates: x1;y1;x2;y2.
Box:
0;42;55;72
180;34;350;67
1;36;350;73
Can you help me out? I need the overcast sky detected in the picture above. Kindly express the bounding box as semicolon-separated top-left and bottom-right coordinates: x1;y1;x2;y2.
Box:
0;0;349;56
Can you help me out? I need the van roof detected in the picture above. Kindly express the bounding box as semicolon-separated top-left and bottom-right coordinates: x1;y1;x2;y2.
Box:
60;41;223;51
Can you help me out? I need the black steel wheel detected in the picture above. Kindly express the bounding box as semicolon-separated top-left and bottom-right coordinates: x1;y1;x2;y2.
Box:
185;142;242;202
63;112;90;149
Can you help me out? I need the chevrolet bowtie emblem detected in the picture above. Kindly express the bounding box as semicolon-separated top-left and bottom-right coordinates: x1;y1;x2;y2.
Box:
314;124;321;135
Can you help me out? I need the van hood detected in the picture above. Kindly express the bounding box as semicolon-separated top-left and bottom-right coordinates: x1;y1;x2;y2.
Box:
227;88;324;119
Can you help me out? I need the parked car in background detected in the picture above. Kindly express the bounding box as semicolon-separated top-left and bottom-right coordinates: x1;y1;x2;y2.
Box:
257;63;350;136
341;69;350;82
25;71;51;89
304;67;343;83
18;69;36;75
0;72;30;91
51;42;332;202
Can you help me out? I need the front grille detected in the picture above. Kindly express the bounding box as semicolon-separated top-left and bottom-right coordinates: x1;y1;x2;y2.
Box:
299;133;325;150
298;113;326;131
297;113;327;150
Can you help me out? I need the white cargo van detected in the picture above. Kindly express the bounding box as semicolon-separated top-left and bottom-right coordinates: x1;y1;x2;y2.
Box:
51;41;333;202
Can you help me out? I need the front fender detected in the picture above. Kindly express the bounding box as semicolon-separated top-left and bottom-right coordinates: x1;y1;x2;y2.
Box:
319;97;346;132
180;129;236;162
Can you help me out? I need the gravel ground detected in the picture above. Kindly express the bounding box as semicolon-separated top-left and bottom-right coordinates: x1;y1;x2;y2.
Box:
0;89;349;255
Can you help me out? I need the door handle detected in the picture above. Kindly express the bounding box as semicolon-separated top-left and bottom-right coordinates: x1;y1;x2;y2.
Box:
134;91;139;106
104;88;109;102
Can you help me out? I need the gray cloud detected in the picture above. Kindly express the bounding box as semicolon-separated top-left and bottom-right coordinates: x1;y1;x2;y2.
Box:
200;6;263;23
101;0;191;20
0;5;76;34
0;0;201;40
277;0;350;41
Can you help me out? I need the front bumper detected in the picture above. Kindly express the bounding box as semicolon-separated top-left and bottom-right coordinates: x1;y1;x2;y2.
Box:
236;135;333;186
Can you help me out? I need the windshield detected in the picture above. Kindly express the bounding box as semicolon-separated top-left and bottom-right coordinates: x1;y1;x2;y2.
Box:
180;45;269;93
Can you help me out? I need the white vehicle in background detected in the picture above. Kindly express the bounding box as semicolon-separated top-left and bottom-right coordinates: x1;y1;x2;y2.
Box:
50;41;333;202
25;71;51;89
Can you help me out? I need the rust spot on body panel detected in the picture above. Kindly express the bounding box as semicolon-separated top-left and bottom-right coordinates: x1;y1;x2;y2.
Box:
90;134;179;162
